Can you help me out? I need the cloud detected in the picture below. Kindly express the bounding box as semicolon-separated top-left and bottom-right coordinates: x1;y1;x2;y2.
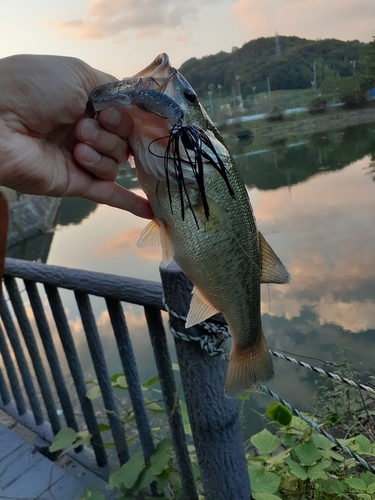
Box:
232;0;375;42
49;0;214;41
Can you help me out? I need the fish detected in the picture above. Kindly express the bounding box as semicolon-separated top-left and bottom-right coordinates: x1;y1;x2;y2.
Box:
90;54;291;395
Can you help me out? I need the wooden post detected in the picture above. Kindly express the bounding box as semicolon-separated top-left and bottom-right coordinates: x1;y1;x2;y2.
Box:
160;263;251;500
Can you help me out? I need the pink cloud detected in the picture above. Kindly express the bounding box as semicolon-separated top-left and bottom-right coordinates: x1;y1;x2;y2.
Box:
232;0;375;42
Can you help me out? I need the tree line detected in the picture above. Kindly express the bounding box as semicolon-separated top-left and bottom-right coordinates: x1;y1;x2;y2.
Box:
179;36;375;105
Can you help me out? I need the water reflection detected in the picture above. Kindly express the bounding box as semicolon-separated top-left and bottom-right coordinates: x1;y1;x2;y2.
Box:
11;121;375;437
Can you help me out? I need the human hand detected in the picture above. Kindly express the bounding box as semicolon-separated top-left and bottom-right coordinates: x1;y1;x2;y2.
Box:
0;54;152;219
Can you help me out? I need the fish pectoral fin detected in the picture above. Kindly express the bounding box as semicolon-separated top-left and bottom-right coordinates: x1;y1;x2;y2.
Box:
185;287;220;328
137;219;174;266
259;232;291;284
137;220;161;248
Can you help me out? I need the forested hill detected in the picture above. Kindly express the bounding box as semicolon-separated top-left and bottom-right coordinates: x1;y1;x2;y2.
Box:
179;36;368;98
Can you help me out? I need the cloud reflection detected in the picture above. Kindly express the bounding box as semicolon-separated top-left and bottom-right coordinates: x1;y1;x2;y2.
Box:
255;156;375;339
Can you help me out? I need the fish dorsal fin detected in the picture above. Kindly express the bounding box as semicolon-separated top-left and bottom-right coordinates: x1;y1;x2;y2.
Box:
137;219;174;266
137;220;161;247
259;232;291;284
185;286;220;328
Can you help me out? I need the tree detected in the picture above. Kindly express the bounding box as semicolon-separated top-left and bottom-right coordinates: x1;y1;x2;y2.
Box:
366;36;375;86
336;76;367;107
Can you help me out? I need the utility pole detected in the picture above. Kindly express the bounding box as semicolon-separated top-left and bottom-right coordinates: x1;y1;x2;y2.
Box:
235;75;243;108
350;60;356;76
275;31;281;57
207;91;213;119
311;63;317;92
253;86;257;114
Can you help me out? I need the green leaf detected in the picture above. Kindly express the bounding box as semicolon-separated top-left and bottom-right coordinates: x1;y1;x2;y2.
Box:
311;433;332;450
167;469;182;493
171;363;180;371
252;493;281;500
109;452;145;490
266;402;292;426
80;487;105;500
307;460;330;479
155;470;169;491
321;449;344;461
151;438;173;476
126;437;136;446
357;494;371;499
142;375;159;388
367;483;375;494
250;429;281;455
179;399;192;436
266;448;291;465
97;423;111;433
287;416;309;433
146;402;165;414
110;372;124;382
134;465;155;494
294;439;322;466
248;463;280;494
355;435;372;454
112;375;128;389
345;478;367;491
284;458;308;480
108;468;123;491
325;477;346;495
86;385;102;400
49;427;77;452
361;471;375;486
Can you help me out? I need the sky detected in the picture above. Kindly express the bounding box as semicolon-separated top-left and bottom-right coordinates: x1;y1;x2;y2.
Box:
1;0;374;78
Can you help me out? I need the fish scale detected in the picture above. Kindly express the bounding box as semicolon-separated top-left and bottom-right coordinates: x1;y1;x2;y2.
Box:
90;53;291;395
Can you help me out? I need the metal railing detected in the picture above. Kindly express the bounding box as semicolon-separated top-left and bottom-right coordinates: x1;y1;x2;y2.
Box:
0;257;250;500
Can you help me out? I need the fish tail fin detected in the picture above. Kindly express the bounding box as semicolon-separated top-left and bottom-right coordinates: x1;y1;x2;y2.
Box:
224;329;274;396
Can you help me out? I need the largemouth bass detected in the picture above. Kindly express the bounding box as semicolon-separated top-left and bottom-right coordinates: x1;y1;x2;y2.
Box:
90;54;290;395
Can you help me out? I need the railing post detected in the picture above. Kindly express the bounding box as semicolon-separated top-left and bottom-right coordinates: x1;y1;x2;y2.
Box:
160;263;251;500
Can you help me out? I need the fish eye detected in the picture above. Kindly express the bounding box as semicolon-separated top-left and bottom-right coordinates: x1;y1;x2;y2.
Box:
183;88;197;104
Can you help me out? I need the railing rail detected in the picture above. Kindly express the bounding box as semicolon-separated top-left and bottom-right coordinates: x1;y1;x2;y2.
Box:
0;257;250;500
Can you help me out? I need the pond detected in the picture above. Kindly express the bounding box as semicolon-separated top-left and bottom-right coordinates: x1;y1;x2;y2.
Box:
8;120;375;440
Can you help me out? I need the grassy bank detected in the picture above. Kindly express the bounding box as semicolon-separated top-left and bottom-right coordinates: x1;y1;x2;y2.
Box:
220;105;375;150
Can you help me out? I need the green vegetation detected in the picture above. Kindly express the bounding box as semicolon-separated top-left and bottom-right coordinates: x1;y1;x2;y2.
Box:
179;36;368;100
49;355;375;499
179;36;375;123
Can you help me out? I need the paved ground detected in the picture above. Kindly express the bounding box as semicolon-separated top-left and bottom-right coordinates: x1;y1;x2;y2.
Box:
0;413;117;499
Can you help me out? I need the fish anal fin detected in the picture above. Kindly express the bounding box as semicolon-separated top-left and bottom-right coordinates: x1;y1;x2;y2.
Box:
160;223;174;267
259;232;291;284
185;287;220;328
137;219;174;266
224;328;274;397
137;220;161;248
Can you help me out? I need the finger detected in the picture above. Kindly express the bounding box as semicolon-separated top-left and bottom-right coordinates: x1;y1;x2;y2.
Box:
75;118;129;164
81;180;154;219
74;143;120;182
98;106;134;138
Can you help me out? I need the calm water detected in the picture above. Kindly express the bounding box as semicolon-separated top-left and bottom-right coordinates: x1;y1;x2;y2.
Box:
7;121;375;439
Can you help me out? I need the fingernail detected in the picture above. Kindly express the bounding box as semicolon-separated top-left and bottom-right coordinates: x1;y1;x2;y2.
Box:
101;106;121;126
83;145;101;163
80;120;99;141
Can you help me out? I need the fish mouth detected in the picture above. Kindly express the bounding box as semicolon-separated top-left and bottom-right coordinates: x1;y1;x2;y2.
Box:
90;54;176;106
148;123;235;226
